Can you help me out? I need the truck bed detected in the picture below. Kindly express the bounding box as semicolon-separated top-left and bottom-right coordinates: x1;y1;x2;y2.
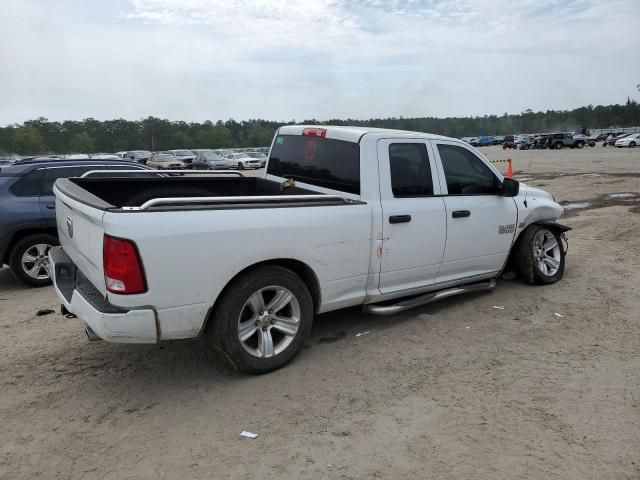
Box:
56;176;353;210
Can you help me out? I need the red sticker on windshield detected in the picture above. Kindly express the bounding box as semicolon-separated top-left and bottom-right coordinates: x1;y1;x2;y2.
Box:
303;140;317;165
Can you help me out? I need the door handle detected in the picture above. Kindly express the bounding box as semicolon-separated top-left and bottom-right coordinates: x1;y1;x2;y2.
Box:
46;204;56;210
452;210;470;218
389;215;412;224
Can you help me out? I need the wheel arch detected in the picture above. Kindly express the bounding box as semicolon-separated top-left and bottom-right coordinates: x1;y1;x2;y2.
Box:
2;226;58;265
501;221;571;275
201;258;321;335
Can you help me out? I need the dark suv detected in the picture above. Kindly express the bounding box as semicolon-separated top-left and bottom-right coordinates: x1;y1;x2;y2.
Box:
0;159;148;286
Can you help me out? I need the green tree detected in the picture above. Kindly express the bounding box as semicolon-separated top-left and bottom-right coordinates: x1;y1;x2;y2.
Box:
14;128;46;155
69;132;95;153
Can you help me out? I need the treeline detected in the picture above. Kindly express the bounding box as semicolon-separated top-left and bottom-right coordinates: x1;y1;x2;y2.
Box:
1;100;639;155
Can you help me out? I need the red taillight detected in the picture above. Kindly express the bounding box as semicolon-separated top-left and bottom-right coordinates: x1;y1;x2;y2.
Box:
103;234;147;294
302;127;326;137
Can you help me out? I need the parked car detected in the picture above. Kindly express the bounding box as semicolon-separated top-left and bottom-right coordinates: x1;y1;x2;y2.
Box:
49;125;569;374
0;159;150;286
546;132;587;149
122;150;152;164
245;151;268;167
615;133;640;147
225;152;262;170
167;149;196;166
503;140;517;149
147;153;186;170
192;152;232;170
604;133;630;147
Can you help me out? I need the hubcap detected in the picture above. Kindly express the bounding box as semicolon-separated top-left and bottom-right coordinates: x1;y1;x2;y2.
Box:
237;286;301;358
532;229;561;277
21;243;53;280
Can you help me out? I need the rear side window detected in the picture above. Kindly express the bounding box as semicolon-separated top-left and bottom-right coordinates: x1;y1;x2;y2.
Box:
42;167;96;195
389;143;433;197
268;135;360;194
10;169;44;196
437;144;500;195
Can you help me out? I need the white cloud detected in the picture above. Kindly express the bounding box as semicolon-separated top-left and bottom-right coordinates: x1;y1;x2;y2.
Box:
1;0;639;124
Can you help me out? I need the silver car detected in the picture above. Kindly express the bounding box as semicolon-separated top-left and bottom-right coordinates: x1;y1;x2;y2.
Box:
225;152;261;170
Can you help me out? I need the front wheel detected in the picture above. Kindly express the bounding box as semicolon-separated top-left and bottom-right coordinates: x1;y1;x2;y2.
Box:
514;226;565;285
630;142;636;148
8;234;59;287
555;142;563;149
207;266;314;374
238;162;244;170
576;141;584;148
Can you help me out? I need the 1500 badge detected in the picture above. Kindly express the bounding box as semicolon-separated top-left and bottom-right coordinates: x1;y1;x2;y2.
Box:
499;224;515;234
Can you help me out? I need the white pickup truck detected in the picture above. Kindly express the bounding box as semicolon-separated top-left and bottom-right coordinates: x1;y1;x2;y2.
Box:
50;126;570;373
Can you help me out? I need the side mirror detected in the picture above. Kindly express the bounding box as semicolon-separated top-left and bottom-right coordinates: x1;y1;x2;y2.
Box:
501;177;519;197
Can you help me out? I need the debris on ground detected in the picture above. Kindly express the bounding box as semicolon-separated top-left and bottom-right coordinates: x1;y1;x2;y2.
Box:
492;306;505;310
240;431;258;439
355;331;370;337
554;313;565;318
36;309;55;316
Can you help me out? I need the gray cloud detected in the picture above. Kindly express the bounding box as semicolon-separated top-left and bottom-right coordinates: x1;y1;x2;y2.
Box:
1;0;639;125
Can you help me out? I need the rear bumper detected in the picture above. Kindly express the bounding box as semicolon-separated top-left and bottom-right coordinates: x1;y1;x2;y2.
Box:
49;246;157;343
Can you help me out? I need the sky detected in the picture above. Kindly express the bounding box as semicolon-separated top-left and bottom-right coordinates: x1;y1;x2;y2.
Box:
1;0;639;125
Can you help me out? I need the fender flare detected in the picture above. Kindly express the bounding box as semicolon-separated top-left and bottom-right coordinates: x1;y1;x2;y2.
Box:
533;220;572;233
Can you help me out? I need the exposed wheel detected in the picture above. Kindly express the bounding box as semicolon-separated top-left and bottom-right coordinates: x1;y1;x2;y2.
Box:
208;266;314;374
238;162;244;170
576;141;584;148
555;142;563;149
8;234;59;287
514;225;565;285
630;142;636;148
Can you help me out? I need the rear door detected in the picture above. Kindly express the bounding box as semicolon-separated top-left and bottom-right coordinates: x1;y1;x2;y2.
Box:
377;139;447;294
431;141;518;284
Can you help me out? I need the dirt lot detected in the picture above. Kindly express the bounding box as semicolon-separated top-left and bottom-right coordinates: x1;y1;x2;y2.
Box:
1;146;639;479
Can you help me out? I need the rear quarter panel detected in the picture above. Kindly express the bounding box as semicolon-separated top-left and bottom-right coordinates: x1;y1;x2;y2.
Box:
103;204;373;338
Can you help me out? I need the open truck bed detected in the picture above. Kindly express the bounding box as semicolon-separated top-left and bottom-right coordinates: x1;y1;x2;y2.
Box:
55;172;356;211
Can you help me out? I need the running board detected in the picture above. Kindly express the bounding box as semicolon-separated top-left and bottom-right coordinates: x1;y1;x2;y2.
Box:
365;279;497;316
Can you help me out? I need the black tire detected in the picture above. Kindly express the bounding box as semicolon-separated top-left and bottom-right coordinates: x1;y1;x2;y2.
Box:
238;162;244;170
514;225;565;285
555;142;563;149
8;234;59;287
576;141;584;149
207;266;314;374
630;142;636;148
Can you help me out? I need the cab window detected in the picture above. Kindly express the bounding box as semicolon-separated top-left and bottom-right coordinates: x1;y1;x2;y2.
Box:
437;144;501;195
389;143;433;197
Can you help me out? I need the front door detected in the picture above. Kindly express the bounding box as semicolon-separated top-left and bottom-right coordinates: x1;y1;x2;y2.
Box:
431;141;518;284
377;139;447;294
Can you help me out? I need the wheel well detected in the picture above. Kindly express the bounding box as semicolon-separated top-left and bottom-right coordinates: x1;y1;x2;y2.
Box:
3;228;58;264
201;259;321;335
503;222;569;274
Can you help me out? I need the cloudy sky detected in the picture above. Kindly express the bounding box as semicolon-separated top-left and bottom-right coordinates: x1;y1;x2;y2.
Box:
1;0;639;125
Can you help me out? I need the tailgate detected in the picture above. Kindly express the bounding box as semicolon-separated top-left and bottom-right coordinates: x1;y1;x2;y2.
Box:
54;184;107;295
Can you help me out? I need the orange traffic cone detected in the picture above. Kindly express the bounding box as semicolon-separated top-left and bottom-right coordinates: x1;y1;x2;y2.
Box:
506;159;513;179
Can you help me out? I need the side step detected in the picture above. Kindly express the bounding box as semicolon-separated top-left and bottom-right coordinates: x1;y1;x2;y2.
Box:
365;279;496;316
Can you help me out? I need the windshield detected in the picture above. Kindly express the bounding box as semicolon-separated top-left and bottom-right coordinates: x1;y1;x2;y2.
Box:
268;134;360;195
202;153;221;160
156;155;175;162
173;150;193;156
246;152;266;158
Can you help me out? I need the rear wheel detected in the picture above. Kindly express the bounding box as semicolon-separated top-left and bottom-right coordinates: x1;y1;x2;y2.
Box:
207;266;314;374
576;141;584;148
238;162;244;170
515;226;565;285
555;142;563;149
630;142;636;148
9;234;59;287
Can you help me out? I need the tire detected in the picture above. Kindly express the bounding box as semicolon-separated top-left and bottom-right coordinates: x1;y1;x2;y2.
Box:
207;266;314;374
555;142;563;149
514;225;565;285
576;141;584;149
9;234;59;287
630;142;636;148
